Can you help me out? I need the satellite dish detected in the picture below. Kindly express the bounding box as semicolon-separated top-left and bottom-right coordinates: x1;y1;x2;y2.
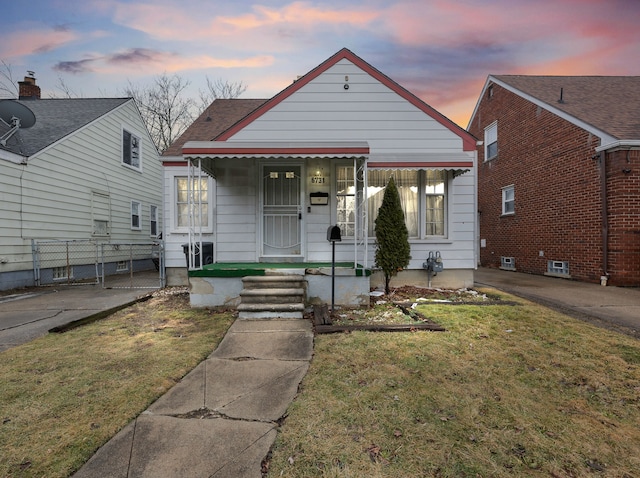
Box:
0;100;36;146
0;100;36;129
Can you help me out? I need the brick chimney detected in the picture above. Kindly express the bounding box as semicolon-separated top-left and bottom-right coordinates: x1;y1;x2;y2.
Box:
18;73;41;100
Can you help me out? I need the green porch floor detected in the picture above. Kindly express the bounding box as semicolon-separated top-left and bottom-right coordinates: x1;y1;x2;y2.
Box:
188;262;371;278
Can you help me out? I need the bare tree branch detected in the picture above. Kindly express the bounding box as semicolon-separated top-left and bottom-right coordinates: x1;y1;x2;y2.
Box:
198;76;247;111
0;60;19;99
124;73;196;153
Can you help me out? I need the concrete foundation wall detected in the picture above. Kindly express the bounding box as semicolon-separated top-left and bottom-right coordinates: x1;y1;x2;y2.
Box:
369;268;474;290
186;267;475;308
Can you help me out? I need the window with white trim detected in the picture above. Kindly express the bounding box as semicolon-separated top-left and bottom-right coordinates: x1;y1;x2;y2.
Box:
336;166;356;237
336;166;447;239
150;205;158;236
502;185;514;215
122;129;141;170
176;177;209;228
131;200;141;230
485;121;498;160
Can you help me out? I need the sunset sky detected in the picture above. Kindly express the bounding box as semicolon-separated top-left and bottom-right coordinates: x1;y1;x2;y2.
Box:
1;0;638;127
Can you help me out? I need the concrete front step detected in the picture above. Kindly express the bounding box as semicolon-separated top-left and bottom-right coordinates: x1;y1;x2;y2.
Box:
238;275;307;319
237;302;305;319
241;275;306;290
239;288;305;304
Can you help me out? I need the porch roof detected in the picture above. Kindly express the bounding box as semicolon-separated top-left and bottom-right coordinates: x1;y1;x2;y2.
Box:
183;141;473;176
183;140;370;159
366;152;473;176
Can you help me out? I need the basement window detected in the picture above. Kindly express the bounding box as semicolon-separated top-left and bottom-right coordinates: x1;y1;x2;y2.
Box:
548;260;569;276
500;257;515;270
53;266;72;280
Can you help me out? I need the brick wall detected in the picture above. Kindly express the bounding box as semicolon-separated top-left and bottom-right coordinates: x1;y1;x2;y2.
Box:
469;83;637;284
606;149;640;286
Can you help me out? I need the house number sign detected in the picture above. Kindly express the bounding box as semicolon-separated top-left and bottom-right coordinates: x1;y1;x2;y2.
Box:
311;174;326;184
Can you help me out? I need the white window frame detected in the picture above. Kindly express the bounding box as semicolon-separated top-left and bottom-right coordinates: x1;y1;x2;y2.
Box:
170;173;214;233
485;121;498;161
149;205;158;237
122;127;142;171
131;200;142;230
335;165;448;240
502;185;515;215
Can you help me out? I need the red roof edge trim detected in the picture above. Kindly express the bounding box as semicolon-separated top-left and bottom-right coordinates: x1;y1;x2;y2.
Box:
162;161;188;167
183;146;370;155
216;48;477;151
367;161;474;168
215;48;355;141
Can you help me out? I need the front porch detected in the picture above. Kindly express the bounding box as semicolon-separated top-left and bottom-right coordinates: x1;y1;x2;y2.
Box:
187;261;372;308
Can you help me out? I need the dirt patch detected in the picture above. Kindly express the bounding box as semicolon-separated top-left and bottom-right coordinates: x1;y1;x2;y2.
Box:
312;286;513;333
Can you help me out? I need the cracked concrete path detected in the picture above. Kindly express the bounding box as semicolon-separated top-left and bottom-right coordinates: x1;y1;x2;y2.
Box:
72;318;314;478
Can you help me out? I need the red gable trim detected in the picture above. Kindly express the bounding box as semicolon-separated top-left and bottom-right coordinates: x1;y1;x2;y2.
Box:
216;48;477;152
183;146;370;156
368;161;474;169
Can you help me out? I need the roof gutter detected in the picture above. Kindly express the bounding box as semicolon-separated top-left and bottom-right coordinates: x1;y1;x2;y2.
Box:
595;139;640;152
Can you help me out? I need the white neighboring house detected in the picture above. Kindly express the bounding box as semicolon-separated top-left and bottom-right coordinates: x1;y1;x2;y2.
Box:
162;49;478;306
0;77;163;291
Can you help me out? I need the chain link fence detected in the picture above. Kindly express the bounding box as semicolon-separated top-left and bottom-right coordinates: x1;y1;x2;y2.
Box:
32;239;164;289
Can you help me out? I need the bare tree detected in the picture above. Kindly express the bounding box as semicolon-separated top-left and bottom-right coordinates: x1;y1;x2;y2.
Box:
124;73;196;153
0;60;18;99
198;76;247;111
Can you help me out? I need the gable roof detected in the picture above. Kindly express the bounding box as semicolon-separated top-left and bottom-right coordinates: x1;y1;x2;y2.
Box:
0;97;131;157
215;48;476;151
162;99;267;157
477;75;640;141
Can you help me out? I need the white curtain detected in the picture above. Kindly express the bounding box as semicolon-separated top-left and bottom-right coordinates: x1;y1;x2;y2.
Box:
367;170;418;237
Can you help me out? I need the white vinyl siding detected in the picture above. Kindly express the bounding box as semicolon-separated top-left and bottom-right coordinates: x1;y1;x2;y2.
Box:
226;60;467;155
0;100;162;283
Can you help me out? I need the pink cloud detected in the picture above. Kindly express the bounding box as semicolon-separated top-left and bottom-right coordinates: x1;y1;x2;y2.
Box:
109;1;379;45
0;28;77;59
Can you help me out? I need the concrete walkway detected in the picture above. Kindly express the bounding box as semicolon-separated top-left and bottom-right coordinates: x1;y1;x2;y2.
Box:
72;318;314;478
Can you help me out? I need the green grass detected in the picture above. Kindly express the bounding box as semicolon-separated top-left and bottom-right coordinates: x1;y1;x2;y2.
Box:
0;291;234;478
267;289;640;477
2;287;639;478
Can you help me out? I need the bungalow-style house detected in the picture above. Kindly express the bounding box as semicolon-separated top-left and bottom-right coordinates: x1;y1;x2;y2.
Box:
0;76;163;290
469;75;640;286
162;48;478;310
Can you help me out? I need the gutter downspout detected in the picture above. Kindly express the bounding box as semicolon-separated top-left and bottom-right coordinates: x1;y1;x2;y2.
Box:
600;150;609;285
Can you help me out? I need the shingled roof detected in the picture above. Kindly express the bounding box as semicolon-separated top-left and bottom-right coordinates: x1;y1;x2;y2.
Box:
0;97;131;157
492;75;640;140
162;99;268;157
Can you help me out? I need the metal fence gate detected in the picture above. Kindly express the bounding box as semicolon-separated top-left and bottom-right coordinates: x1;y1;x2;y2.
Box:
32;239;165;289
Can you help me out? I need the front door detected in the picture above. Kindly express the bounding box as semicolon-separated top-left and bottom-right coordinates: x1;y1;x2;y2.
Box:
261;164;302;258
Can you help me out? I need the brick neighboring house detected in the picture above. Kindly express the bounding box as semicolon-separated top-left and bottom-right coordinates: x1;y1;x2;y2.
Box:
468;76;640;287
